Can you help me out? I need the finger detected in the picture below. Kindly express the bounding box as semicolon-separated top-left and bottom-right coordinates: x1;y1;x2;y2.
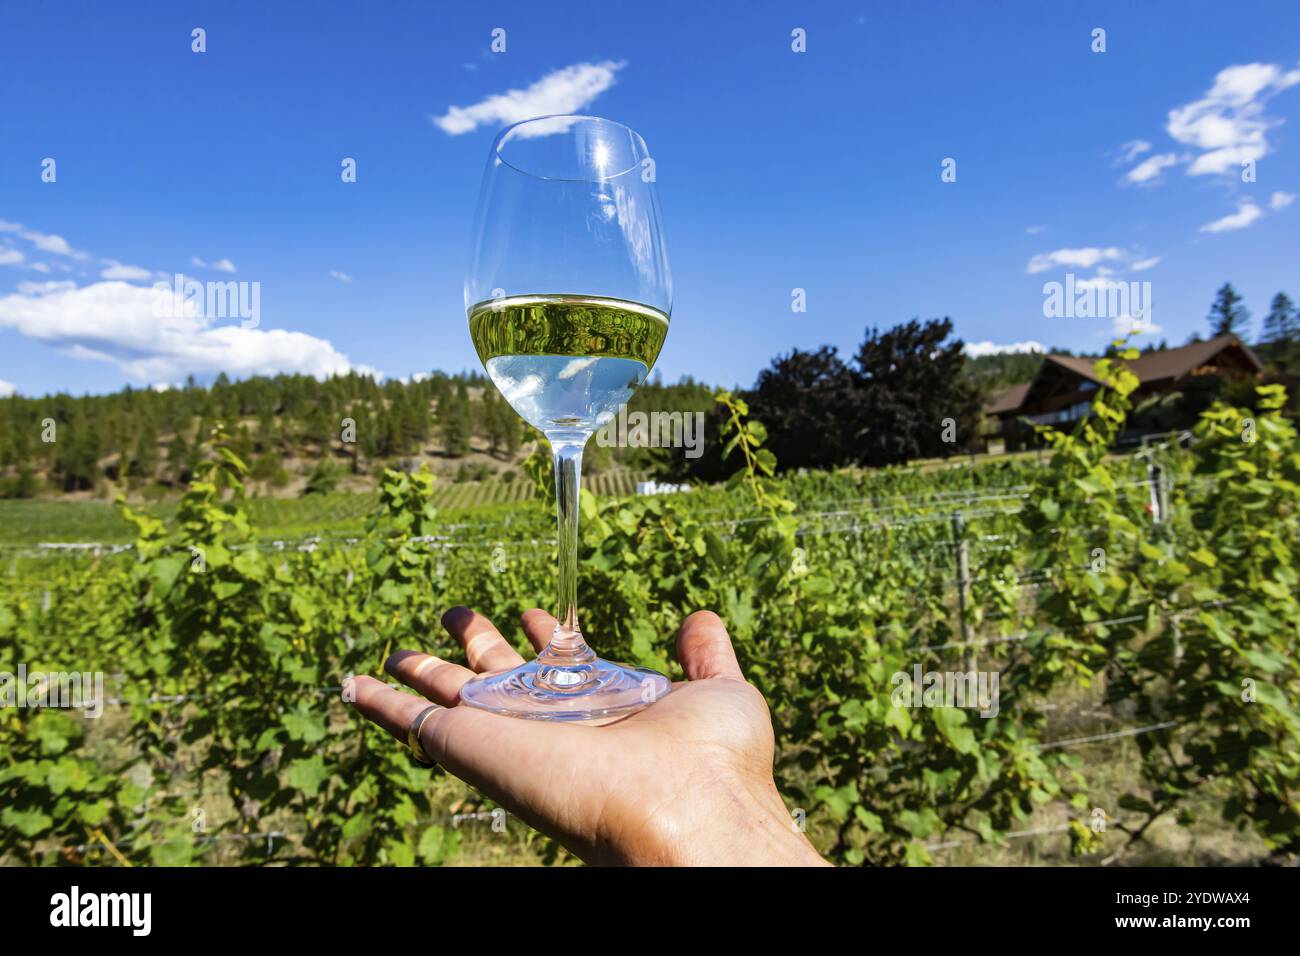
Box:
350;675;441;745
520;608;559;653
352;675;565;791
676;610;745;682
353;674;601;855
417;703;598;834
442;606;526;673
385;650;475;707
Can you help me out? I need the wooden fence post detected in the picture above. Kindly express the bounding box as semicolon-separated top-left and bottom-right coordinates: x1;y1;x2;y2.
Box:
952;511;974;672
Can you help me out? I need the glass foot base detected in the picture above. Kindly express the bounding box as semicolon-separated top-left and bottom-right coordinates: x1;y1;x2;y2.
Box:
459;656;671;724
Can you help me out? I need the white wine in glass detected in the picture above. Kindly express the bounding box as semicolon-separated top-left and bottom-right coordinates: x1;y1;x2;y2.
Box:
469;293;669;432
458;116;674;722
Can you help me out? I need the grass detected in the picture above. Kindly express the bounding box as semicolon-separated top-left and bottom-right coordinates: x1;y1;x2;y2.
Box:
0;468;649;546
0;499;139;545
41;676;1271;867
923;677;1273;867
30;706;569;867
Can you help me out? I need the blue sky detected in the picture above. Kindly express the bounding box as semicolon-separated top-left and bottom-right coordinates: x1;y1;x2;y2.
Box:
1;0;1298;398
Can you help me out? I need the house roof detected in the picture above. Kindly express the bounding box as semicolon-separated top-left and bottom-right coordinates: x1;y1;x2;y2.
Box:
1127;334;1263;382
984;382;1030;415
1042;353;1103;384
983;334;1263;416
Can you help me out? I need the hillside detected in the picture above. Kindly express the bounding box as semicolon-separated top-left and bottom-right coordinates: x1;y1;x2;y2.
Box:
0;370;715;502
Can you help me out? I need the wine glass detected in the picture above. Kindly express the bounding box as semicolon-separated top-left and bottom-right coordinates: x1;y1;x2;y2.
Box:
458;115;673;722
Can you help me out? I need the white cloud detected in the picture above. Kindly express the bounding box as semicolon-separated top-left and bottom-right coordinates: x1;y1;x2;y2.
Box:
1198;202;1264;233
3;220;378;384
1118;139;1152;163
329;269;353;283
25;231;83;258
1026;247;1125;274
1131;256;1162;271
1123;152;1181;185
964;340;1045;358
1025;225;1046;235
1166;62;1300;176
20;230;85;260
1;219;90;260
17;280;75;295
0;379;14;398
1073;275;1160;334
432;60;626;136
100;259;153;281
1270;191;1296;210
191;256;237;273
0;280;374;383
1112;314;1162;336
1073;274;1126;294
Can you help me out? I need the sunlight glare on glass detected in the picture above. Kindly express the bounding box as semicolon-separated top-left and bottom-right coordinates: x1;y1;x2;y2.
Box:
593;139;611;174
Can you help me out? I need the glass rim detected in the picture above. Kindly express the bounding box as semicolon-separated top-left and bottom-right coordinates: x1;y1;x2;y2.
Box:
491;114;650;183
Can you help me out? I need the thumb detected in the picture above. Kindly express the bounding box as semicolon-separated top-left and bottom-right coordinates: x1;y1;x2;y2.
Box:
676;610;745;682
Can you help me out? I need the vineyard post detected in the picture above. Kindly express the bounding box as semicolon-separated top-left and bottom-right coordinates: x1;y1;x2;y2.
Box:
1148;461;1179;660
1159;465;1170;525
951;510;974;671
1146;462;1166;524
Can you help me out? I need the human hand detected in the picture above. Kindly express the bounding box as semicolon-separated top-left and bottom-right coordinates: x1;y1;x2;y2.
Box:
350;606;829;866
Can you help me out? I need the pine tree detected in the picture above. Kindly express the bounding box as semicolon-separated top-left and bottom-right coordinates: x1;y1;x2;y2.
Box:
398;394;426;454
359;405;385;463
1207;283;1250;338
57;416;104;491
482;392;512;456
440;381;472;457
3;417;30;469
499;397;521;457
1261;291;1297;345
168;431;191;484
346;404;366;474
14;464;38;498
256;403;276;443
129;422;159;481
1261;291;1299;371
369;406;394;459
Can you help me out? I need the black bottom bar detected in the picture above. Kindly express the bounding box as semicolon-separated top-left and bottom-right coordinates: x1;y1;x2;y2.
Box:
0;864;1282;940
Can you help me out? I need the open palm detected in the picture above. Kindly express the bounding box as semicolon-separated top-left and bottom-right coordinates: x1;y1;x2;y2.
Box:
350;606;827;866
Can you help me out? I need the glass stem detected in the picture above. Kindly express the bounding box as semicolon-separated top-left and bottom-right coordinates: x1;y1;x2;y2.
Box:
537;434;596;683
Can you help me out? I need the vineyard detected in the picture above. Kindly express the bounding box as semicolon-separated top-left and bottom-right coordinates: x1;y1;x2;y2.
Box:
0;468;648;546
2;350;1298;866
